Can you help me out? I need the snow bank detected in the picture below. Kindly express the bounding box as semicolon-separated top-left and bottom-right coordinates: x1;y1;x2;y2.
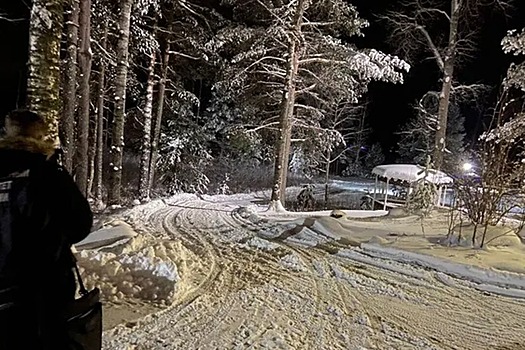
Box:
285;227;330;247
444;224;523;248
259;209;388;219
77;237;188;305
360;243;525;295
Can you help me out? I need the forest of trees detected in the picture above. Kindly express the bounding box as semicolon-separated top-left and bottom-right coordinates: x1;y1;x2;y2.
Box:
11;0;525;210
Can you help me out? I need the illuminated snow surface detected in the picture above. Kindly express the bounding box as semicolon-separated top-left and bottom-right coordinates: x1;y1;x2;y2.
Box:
76;188;525;350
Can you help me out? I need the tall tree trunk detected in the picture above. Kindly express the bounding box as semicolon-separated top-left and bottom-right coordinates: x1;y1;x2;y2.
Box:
94;22;108;208
108;0;133;205
148;41;170;193
61;0;79;171
270;0;308;207
139;50;157;201
76;0;92;195
324;147;330;209
27;0;64;141
355;106;366;164
433;0;459;170
87;101;97;196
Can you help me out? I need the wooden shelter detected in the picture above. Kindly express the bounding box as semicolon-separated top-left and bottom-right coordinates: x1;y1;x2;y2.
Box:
370;164;454;210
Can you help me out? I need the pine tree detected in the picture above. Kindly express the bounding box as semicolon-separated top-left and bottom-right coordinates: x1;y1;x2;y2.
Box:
93;20;108;208
108;0;133;205
76;0;93;195
148;40;169;194
62;0;80;171
210;0;409;208
363;143;385;173
139;48;156;201
406;157;437;215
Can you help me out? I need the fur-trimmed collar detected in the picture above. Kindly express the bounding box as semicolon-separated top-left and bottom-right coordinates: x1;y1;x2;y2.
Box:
0;136;55;157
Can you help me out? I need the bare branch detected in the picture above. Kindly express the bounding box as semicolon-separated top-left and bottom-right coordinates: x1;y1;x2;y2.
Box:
416;25;444;71
295;103;326;114
296;83;317;95
416;7;451;22
301;20;336;28
240;56;287;75
244;121;280;133
0;12;26;23
168;51;201;60
299;57;347;65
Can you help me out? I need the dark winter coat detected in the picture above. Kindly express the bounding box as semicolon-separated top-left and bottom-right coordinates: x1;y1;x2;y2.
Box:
0;136;93;349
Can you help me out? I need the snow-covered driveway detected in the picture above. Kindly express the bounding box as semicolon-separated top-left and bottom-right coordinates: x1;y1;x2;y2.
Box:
96;195;525;350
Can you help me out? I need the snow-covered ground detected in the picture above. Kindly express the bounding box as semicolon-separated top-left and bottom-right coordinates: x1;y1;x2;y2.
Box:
77;188;525;350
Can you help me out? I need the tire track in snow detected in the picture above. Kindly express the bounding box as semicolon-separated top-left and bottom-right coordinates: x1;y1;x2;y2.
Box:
230;205;525;349
103;198;525;350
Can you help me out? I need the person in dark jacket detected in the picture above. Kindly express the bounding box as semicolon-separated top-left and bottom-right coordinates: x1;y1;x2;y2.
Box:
0;109;93;349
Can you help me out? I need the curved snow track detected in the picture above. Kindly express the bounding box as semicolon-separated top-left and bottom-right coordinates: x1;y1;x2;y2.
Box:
102;197;525;350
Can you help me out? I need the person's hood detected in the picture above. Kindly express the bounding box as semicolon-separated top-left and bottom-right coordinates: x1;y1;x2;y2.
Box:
0;136;55;177
0;136;55;156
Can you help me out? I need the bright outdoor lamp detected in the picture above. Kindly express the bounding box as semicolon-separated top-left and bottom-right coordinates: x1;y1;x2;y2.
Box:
462;162;473;172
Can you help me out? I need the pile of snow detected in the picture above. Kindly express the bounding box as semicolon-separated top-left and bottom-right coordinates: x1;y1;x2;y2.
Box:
77;236;188;305
260;208;388;219
279;253;306;272
235;205;259;220
242;237;280;251
285;226;331;247
360;243;525;298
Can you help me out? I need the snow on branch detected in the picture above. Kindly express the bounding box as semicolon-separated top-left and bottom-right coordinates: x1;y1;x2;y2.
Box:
481;113;525;143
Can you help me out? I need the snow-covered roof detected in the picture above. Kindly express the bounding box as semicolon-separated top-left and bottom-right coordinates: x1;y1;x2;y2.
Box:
372;164;453;185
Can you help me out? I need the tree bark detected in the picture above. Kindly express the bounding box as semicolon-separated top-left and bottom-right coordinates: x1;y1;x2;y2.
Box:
76;0;92;195
270;0;308;206
87;107;97;196
139;50;156;201
94;22;108;208
432;0;459;170
61;0;79;172
355;106;366;164
148;41;170;193
27;0;64;142
108;0;133;205
324;147;330;209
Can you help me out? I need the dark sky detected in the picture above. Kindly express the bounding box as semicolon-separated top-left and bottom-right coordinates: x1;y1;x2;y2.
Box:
0;0;524;161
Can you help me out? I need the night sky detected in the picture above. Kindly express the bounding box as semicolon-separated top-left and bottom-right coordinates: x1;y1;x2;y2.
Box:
0;0;524;161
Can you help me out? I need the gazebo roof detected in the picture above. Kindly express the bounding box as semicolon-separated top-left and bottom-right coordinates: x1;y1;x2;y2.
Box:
372;164;453;185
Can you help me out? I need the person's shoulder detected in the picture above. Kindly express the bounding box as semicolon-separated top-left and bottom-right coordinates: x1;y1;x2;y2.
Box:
34;160;72;182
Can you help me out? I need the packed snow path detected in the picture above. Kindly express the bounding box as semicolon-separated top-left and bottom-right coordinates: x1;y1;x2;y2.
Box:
100;196;525;350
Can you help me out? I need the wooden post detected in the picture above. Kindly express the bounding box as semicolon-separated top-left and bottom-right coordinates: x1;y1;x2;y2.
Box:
383;178;390;210
373;175;378;204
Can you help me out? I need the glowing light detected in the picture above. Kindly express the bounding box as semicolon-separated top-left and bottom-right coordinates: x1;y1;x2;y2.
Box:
462;162;473;172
